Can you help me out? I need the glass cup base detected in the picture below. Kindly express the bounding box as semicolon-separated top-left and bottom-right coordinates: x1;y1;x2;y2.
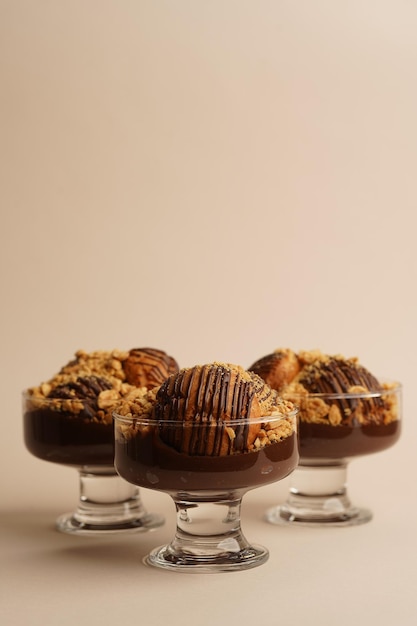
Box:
264;502;372;528
144;542;269;573
56;511;164;536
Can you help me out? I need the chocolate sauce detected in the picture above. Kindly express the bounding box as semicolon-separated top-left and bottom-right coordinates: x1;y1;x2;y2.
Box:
299;420;401;460
155;365;256;423
124;348;179;388
114;429;298;493
24;408;114;466
300;358;382;394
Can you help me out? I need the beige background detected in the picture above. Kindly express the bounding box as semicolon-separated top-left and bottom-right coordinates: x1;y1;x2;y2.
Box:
1;1;416;625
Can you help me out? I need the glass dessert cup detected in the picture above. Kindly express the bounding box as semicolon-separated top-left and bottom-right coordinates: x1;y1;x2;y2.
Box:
265;383;402;527
114;410;299;573
22;391;164;535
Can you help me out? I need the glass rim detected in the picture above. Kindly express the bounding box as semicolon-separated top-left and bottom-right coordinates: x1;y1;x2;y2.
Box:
284;379;401;401
112;407;299;428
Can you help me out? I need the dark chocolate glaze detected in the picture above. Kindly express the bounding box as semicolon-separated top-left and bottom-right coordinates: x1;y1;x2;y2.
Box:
115;428;299;493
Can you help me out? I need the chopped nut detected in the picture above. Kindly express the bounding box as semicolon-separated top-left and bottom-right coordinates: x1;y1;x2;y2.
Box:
40;382;51;396
98;389;121;409
328;404;342;426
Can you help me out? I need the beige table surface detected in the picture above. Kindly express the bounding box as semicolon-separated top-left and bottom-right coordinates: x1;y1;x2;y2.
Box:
2;442;416;626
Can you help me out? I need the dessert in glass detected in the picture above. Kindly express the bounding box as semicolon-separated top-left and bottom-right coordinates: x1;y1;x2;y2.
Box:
249;349;402;527
114;363;299;572
23;347;179;535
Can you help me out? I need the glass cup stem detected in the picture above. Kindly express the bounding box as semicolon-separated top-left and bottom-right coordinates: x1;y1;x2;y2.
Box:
56;466;164;534
265;461;372;526
145;492;268;572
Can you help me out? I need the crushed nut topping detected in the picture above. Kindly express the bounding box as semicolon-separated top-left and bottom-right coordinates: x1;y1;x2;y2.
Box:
25;348;176;425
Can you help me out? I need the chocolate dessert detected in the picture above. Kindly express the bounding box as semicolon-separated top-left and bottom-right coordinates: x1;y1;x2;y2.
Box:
249;349;400;460
23;348;179;467
114;363;299;493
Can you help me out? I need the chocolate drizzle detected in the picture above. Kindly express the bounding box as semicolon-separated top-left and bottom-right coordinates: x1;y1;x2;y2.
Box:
48;376;113;420
300;358;381;394
155;364;257;456
249;353;280;380
300;358;384;422
123;348;179;389
248;348;398;428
